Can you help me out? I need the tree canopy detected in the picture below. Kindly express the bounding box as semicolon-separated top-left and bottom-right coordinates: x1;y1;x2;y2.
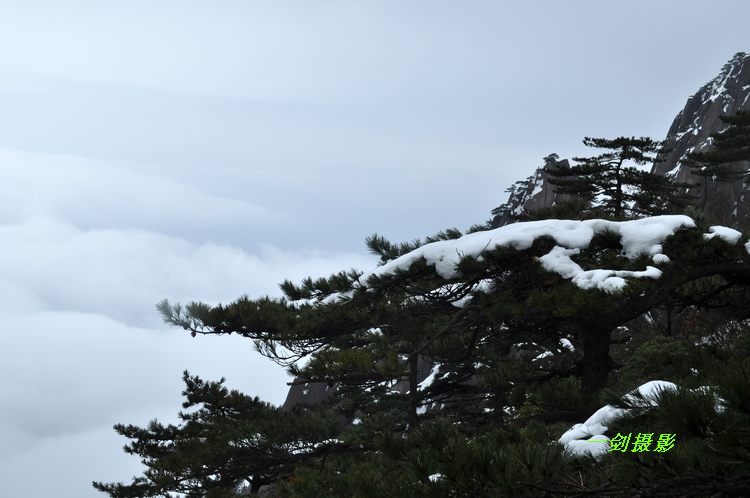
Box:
544;136;694;219
95;211;750;496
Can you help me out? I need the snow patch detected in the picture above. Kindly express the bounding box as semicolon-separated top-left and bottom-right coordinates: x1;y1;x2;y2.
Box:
559;338;574;351
563;435;611;458
703;226;743;245
418;363;440;391
556;380;730;458
559;380;678;456
449;279;495;308
357;216;694;293
533;350;553;361
539;246;662;293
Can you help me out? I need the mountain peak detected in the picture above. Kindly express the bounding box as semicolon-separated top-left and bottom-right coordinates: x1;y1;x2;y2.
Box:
652;52;750;227
691;51;749;109
492;52;750;229
725;51;748;68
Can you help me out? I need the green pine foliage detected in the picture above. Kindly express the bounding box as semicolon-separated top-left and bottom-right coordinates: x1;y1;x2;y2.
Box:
96;214;750;496
545;136;694;219
519;198;600;221
590;349;750;496
96;130;750;496
93;372;344;496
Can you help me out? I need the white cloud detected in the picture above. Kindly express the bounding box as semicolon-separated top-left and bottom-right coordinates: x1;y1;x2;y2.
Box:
0;215;372;326
0;422;145;498
0;154;375;495
0;148;282;233
0;309;260;497
0;310;289;442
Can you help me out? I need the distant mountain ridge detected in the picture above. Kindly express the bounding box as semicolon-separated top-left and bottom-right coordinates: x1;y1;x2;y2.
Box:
492;52;750;229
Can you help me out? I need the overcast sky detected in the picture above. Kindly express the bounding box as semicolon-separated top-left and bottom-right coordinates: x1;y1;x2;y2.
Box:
0;1;748;496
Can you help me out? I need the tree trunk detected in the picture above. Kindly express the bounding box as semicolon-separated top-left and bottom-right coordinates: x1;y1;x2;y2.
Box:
249;477;261;494
580;326;612;408
407;352;419;430
665;300;673;337
614;163;623;218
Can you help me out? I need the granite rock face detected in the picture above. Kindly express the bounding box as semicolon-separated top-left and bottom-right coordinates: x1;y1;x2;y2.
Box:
490;155;573;228
281;379;336;410
492;52;750;229
281;357;434;411
651;52;750;228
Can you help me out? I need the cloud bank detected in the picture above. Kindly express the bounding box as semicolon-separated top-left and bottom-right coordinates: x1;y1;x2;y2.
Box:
0;149;374;497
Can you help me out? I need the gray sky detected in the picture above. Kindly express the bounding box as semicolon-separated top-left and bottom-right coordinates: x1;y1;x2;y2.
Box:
0;1;747;496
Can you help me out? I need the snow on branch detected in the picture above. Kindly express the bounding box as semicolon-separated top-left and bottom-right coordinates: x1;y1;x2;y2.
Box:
358;215;697;293
558;380;725;458
297;216;748;306
703;225;743;244
558;380;678;458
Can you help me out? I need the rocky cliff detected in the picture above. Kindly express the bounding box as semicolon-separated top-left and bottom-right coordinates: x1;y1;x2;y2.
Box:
492;52;750;229
653;52;750;228
490;155;573;228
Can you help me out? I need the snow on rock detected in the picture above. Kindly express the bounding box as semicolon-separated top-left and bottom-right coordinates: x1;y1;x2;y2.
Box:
533;338;575;361
559;338;574;351
358;215;695;293
559;380;678;457
704;225;743;245
533;350;553;361
418;363;440;391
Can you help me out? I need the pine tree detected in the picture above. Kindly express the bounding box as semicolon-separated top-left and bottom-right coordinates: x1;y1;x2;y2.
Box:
92;372;345;496
688;110;750;182
95;213;750;496
545;136;694;219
